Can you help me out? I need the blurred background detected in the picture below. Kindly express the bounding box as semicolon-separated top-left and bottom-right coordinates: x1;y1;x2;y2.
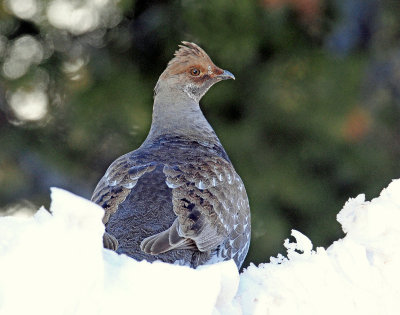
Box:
1;0;400;266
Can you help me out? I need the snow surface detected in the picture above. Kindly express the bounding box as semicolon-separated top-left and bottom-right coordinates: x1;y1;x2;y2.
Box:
1;180;400;315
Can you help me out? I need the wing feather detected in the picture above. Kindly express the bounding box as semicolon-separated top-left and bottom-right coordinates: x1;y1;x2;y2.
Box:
160;156;243;252
91;153;157;224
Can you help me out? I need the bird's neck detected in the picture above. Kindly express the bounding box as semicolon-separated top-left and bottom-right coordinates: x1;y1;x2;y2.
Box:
143;88;220;146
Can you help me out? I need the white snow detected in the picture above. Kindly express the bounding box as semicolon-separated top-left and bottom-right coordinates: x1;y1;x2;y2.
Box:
1;180;400;314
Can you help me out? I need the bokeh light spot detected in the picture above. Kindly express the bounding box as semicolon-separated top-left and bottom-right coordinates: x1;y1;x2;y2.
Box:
2;35;43;79
5;0;38;20
8;88;49;122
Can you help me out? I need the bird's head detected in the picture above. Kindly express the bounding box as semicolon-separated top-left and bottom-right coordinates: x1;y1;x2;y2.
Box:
155;41;235;102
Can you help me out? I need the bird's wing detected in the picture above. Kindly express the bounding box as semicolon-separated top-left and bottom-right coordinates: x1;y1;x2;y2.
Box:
91;153;157;225
141;155;247;254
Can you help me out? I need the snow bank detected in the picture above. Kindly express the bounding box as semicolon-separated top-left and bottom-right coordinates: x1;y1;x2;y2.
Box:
1;180;400;315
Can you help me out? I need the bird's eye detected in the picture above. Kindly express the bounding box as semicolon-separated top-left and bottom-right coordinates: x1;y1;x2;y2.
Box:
190;68;201;76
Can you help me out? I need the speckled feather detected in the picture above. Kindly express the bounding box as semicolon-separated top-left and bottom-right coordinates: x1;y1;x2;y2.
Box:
91;42;250;268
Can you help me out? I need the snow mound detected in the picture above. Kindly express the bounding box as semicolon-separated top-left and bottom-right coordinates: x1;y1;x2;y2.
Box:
1;180;400;314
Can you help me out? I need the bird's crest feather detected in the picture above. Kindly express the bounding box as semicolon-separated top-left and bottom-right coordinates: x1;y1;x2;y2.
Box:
164;41;213;75
174;41;209;60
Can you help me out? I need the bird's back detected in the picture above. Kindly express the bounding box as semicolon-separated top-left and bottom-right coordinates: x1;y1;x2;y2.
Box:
92;135;250;268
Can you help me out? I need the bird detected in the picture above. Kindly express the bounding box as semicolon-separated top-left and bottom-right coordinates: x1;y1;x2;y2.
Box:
91;41;251;269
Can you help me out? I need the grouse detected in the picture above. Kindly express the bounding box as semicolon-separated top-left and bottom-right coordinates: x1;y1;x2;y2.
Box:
91;42;251;269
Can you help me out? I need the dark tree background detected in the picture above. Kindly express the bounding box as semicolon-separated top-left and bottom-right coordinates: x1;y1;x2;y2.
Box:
1;0;400;266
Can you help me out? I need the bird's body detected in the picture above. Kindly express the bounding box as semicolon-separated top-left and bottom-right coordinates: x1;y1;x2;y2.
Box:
92;42;251;268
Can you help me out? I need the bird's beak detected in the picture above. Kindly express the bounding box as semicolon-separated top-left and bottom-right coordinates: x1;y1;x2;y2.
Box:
218;70;235;81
